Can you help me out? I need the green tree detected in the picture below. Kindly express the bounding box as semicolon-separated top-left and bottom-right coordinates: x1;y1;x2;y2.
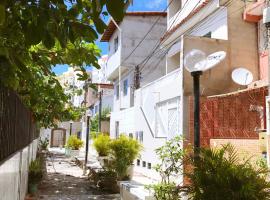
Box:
0;0;128;127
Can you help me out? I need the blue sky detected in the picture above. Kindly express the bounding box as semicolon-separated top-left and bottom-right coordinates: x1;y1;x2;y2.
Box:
52;0;166;75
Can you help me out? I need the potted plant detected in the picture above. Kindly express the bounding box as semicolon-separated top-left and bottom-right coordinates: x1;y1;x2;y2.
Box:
65;135;84;159
39;138;49;151
110;135;142;180
27;159;43;198
93;134;111;166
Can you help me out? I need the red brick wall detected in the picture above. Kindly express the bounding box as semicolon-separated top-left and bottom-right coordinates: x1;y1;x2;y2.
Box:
188;87;267;147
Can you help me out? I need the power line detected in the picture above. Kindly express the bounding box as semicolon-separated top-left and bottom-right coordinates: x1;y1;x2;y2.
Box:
139;0;237;73
122;0;176;63
138;0;199;72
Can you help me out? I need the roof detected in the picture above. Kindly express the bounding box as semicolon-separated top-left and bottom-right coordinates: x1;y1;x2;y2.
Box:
161;0;209;42
100;12;167;42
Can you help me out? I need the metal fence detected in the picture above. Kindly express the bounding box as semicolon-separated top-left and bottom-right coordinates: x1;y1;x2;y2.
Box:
0;84;38;163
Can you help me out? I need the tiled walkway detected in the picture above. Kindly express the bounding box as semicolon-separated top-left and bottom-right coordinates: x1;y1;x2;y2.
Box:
38;150;120;200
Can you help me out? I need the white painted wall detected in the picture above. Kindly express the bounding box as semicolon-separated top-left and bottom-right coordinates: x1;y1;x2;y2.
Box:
188;7;228;40
0;139;38;200
110;69;184;182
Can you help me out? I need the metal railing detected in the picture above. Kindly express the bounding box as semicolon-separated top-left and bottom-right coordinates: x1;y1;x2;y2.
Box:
0;84;38;163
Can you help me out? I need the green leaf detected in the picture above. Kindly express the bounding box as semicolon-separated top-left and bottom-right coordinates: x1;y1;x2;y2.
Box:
106;0;125;21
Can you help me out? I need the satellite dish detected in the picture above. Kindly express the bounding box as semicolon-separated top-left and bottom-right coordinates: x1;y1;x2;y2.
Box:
204;51;226;71
232;68;253;86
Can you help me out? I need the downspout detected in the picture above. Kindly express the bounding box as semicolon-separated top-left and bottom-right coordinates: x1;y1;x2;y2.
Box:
111;18;122;110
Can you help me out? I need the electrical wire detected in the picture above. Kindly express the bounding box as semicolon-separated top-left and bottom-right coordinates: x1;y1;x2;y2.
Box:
140;0;240;74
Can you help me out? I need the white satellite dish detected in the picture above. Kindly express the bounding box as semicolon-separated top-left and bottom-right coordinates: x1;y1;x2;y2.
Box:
204;51;226;71
231;68;253;86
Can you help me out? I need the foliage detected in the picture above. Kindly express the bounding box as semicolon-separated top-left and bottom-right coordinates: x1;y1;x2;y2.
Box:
93;134;111;156
39;138;49;150
147;136;185;200
66;135;83;150
29;159;43;184
182;144;270;200
91;107;111;132
90;131;103;139
0;0;128;127
146;183;181;200
110;135;142;180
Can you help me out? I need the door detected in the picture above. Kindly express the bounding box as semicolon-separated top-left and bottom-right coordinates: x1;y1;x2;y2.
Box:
51;129;66;147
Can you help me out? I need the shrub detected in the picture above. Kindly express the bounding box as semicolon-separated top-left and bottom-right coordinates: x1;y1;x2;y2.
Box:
66;135;83;150
182;144;270;200
110;135;142;180
146;136;184;200
29;159;43;184
93;134;111;156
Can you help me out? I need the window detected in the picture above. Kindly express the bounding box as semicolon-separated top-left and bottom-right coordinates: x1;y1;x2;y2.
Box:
135;131;143;143
115;121;119;138
147;163;151;169
123;79;128;96
114;36;119;52
142;161;146;167
116;85;119;100
137;159;140;166
203;32;212;38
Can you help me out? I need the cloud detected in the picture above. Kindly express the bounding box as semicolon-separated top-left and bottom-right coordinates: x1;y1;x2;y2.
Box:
146;0;166;9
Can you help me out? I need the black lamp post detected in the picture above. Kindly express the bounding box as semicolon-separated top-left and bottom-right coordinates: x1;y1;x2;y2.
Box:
184;49;226;158
84;111;91;175
69;121;73;136
191;71;202;154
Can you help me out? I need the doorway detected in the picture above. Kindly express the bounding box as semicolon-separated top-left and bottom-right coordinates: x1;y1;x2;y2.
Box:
51;128;66;148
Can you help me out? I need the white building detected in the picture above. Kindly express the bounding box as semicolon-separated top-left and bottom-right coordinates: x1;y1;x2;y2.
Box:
102;0;260;186
58;67;86;107
100;12;168;180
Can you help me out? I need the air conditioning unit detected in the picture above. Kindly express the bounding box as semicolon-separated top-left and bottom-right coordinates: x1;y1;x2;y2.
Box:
263;7;270;25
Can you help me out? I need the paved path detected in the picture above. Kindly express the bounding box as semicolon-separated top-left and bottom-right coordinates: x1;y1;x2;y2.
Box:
38;150;120;200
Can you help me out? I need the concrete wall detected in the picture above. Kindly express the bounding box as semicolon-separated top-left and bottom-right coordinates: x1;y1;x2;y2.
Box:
0;139;38;200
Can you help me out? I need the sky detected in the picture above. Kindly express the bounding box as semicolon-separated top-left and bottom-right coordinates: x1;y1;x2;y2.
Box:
52;0;167;75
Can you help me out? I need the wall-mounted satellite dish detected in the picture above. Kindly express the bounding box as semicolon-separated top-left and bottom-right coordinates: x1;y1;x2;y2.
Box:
231;68;253;86
204;51;226;71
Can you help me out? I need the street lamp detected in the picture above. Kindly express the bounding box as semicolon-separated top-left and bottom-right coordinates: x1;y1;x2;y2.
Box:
184;49;226;156
69;120;73;136
83;110;92;175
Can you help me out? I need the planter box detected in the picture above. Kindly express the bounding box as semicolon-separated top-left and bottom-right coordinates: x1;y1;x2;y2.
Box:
97;156;110;167
127;165;134;179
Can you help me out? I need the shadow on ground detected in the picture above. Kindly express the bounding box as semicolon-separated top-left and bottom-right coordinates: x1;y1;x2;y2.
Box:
38;150;120;200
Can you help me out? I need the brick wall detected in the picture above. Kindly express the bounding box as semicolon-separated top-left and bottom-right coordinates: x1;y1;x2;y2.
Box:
210;138;262;163
188;87;267;147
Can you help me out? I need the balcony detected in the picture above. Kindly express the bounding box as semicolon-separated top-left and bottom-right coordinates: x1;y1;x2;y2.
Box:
106;49;123;81
164;0;220;45
243;0;264;23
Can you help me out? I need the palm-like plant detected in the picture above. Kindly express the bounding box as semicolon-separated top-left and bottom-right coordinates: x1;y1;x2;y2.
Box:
183;145;270;200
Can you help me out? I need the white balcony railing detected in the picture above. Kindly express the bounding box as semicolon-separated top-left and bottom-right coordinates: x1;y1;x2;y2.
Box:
106;49;121;80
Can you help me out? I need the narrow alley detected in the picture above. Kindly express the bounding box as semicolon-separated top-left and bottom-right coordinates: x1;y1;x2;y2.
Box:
38;150;120;200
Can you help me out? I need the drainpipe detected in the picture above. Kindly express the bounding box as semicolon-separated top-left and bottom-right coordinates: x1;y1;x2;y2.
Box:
111;18;122;110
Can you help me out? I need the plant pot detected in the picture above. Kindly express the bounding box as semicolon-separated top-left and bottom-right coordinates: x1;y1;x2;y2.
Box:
25;194;37;200
69;149;80;160
65;148;71;156
28;183;38;195
126;165;134;179
97;156;110;167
